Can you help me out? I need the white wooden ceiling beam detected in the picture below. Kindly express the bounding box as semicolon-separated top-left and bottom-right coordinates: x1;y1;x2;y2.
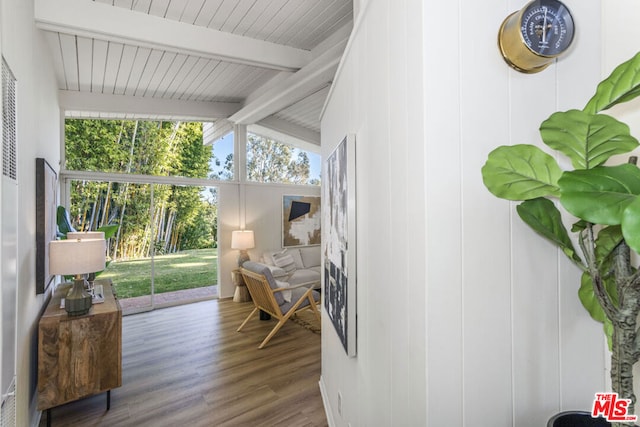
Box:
59;91;240;120
228;39;347;125
203;120;235;145
256;116;321;147
35;0;312;71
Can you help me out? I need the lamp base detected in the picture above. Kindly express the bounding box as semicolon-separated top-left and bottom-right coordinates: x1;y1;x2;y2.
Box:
65;277;93;316
237;250;250;267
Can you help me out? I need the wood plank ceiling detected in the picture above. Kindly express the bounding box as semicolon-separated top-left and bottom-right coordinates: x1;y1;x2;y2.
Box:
34;0;353;147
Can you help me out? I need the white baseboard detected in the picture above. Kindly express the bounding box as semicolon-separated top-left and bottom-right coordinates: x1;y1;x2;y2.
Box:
319;376;336;427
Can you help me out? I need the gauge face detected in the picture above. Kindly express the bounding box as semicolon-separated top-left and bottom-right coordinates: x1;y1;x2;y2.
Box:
520;0;574;57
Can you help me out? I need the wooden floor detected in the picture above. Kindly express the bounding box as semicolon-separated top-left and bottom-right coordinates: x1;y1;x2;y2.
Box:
39;299;327;427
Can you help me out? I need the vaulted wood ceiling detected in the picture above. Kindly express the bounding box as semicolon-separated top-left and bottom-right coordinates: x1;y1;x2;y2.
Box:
34;0;353;148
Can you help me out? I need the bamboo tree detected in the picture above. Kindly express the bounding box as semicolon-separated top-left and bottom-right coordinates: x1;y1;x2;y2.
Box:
164;209;176;254
100;181;112;228
113;120;139;261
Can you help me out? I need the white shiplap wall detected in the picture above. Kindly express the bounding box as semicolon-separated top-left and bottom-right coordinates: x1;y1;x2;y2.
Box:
320;0;624;426
0;0;61;425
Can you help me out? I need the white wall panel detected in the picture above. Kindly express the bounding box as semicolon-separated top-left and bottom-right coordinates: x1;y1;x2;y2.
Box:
359;2;393;425
459;0;514;425
0;0;61;424
320;0;630;426
321;1;428;426
388;0;411;423
423;0;464;422
216;183;240;299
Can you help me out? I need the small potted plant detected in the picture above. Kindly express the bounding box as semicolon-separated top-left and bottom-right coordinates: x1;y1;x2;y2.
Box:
482;52;640;427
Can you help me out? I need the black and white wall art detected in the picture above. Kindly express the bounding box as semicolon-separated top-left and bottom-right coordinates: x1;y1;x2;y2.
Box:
35;157;57;295
323;134;357;356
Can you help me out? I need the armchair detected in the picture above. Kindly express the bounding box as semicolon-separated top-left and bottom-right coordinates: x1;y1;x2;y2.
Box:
238;261;320;349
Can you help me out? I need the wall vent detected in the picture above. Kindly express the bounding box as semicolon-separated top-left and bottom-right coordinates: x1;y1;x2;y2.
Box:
0;376;16;427
2;57;17;181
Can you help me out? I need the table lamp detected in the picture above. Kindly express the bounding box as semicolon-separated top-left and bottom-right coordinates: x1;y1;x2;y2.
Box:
49;238;106;316
67;231;105;240
231;230;254;267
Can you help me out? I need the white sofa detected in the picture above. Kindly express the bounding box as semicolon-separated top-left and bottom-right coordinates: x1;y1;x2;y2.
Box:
259;246;321;288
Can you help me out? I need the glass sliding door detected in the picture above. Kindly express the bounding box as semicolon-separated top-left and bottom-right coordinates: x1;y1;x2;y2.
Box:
147;184;218;308
68;179;154;313
66;179;219;315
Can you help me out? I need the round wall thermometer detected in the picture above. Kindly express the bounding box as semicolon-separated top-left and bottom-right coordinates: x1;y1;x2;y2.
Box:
498;0;575;73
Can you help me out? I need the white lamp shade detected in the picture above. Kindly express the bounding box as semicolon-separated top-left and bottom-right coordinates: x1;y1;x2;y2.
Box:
49;239;106;275
67;231;105;240
231;230;255;250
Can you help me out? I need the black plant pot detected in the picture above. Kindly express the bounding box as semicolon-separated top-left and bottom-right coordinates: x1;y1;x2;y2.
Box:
547;411;613;426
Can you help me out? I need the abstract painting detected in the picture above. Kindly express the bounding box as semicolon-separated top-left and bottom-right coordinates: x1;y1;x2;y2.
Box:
282;195;321;247
323;135;357;356
35;157;57;295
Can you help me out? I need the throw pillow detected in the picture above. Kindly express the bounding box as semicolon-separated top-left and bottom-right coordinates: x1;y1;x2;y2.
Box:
275;280;292;303
266;265;289;279
272;250;297;274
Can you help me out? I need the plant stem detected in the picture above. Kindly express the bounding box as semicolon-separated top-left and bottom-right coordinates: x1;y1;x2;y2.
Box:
611;321;638;426
609;240;640;426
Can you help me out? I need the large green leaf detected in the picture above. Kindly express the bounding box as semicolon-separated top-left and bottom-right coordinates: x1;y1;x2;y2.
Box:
559;164;640;225
482;144;562;201
621;196;640;253
579;271;618;324
516;198;582;264
584;51;640;114
540;110;638;169
579;272;607;323
97;224;119;240
56;205;76;237
594;225;624;268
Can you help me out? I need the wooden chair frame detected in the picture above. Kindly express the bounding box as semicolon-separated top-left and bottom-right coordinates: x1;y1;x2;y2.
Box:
238;267;321;349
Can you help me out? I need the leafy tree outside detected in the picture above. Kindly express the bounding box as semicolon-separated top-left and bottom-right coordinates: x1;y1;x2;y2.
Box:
210;132;320;185
65;120;218;261
247;132;314;184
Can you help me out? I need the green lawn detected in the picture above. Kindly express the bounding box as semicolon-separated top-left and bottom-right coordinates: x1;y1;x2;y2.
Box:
99;248;217;299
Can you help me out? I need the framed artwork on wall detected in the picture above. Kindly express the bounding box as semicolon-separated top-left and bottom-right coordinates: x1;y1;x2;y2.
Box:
282;195;321;247
323;134;357;357
35;157;57;295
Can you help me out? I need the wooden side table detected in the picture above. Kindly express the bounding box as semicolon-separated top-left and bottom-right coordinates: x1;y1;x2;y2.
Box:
38;279;122;426
232;268;251;302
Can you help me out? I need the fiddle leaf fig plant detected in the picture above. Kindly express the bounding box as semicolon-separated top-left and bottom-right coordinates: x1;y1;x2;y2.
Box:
482;51;640;425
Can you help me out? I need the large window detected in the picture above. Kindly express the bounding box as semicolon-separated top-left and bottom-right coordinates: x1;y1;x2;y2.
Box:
62;120;320;312
63;119;221;313
65;120;223;180
246;132;320;185
209;132;234;181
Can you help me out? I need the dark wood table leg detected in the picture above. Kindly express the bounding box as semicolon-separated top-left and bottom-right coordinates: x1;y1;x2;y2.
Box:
47;408;51;427
107;390;111;410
